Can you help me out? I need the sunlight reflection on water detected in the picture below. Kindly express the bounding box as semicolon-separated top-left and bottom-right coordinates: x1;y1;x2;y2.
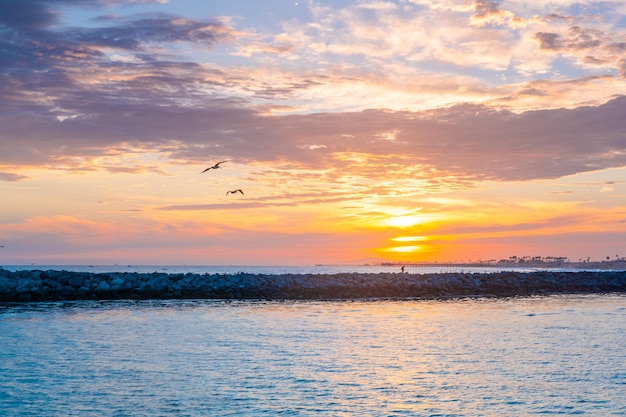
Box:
1;295;624;416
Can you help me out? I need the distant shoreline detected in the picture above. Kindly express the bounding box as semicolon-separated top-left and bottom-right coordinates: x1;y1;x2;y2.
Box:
375;260;626;270
1;269;625;302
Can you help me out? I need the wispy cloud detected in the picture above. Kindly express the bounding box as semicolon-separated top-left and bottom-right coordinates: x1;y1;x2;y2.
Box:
0;172;28;182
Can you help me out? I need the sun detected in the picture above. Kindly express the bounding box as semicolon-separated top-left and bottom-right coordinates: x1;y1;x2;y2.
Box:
385;245;423;253
391;236;427;242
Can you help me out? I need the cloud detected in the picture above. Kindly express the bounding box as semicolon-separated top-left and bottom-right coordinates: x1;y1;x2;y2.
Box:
619;59;626;78
0;0;62;30
470;0;529;29
0;0;234;77
3;87;626;184
535;26;605;51
0;172;28;181
529;12;626;78
535;32;562;50
156;193;352;211
68;15;232;50
2;0;626;186
3;0;625;120
0;0;183;31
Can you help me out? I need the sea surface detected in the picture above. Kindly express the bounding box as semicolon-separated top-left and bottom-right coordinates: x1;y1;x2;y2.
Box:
1;292;624;416
1;264;568;275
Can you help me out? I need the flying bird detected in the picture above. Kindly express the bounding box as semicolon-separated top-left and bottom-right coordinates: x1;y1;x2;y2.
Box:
226;189;244;197
201;161;227;173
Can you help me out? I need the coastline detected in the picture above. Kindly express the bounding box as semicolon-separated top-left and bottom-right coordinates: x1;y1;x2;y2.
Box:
1;268;625;302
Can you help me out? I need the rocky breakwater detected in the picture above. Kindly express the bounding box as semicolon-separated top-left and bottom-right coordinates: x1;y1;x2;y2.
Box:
0;269;625;302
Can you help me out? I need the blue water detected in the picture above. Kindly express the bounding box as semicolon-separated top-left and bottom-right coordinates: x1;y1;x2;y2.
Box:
1;264;561;275
1;294;624;416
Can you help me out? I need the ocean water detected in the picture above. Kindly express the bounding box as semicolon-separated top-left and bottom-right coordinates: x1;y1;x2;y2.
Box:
1;294;624;416
2;264;560;275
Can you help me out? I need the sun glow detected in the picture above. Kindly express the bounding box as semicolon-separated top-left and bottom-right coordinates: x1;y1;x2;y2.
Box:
385;245;423;253
391;236;427;242
383;214;434;228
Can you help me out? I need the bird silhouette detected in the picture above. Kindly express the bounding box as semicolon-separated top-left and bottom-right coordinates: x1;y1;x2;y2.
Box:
226;189;244;197
201;161;227;173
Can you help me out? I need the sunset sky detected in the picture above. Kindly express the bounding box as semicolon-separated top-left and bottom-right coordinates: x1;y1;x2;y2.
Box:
1;0;626;265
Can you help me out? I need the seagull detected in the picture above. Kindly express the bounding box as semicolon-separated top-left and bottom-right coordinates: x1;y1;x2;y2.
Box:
226;189;244;197
201;160;227;173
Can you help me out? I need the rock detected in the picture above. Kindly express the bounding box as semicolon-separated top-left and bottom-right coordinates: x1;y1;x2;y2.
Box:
0;269;624;302
110;276;125;289
68;276;84;289
95;280;111;292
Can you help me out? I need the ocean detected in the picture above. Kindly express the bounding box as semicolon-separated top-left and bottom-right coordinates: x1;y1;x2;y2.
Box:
0;266;624;416
1;264;562;275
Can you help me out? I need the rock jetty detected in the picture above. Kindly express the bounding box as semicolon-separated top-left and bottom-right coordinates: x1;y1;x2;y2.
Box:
0;269;625;302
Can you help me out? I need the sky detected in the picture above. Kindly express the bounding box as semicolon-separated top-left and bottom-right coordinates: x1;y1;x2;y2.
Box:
1;0;626;266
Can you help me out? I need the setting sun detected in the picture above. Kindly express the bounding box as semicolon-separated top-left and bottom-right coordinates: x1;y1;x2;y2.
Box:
383;213;438;228
384;245;423;253
391;236;428;242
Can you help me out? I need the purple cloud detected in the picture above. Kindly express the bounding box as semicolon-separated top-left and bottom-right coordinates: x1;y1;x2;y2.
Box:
0;0;233;74
2;0;626;185
535;32;562;50
0;0;62;30
2;84;625;183
0;172;28;182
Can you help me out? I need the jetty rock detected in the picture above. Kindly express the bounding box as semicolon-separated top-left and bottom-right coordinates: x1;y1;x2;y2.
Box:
0;269;624;302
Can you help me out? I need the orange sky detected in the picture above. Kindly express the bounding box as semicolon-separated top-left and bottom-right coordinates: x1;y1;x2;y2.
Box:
1;1;626;265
